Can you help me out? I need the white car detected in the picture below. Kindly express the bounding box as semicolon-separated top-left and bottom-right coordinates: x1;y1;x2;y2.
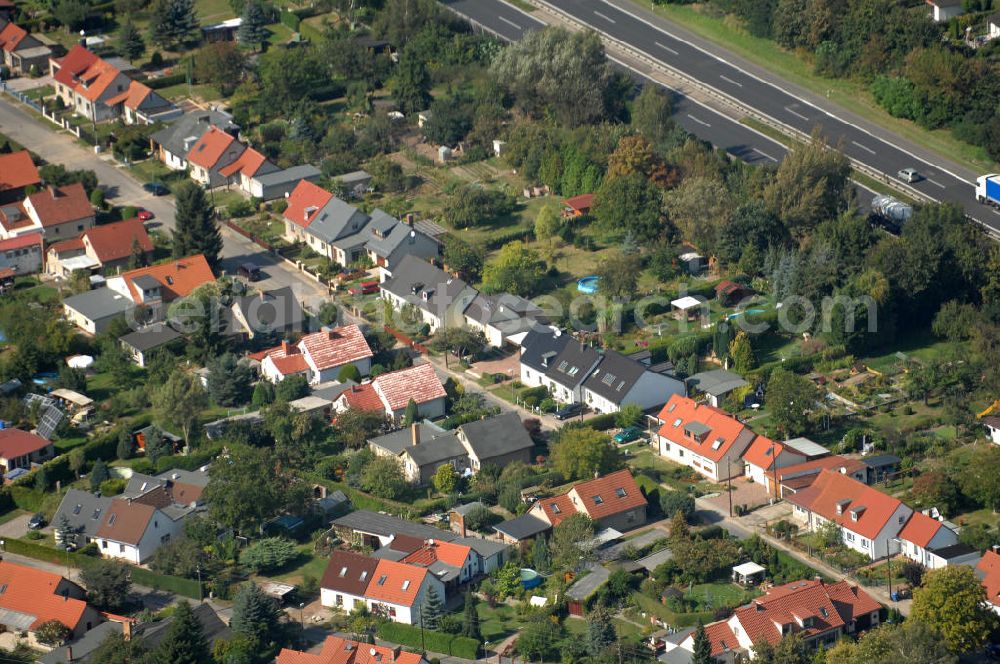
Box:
897;168;920;183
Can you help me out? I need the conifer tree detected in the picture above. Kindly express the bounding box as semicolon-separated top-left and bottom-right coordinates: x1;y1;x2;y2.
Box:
237;0;268;50
173;181;222;270
119;20;145;63
230;582;283;649
153;600;210;664
421;586;443;630
691;623;712;664
461;589;481;641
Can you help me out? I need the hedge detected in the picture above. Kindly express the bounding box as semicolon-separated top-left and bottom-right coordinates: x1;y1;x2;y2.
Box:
4;537;201;599
279;9;301;31
376;622;480;659
484;228;533;251
586;412;617;431
146;73;186;90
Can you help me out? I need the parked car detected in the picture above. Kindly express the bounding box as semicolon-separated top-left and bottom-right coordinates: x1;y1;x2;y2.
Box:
137;210;154;221
896;167;920;183
237;263;262;281
613;427;643;444
554;403;583;420
27;513;46;530
143;182;169;196
348;280;379;296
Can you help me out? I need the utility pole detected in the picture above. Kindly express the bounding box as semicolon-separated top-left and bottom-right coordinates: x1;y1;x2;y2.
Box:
727;458;734;517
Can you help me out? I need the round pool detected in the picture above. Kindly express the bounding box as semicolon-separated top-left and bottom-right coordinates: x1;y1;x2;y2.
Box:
520;568;543;590
577;276;600;294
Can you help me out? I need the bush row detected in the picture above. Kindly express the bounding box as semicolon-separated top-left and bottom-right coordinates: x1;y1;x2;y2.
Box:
376;622;479;659
145;73;187;90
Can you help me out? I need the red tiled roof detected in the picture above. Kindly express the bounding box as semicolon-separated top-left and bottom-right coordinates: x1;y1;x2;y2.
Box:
53;45;123;103
95;498;155;545
0;560;91;631
218;147;269;178
534;494;575;527
656;394;755;463
898;511;945;549
0;202;33;233
731;579;856;648
977;550;1000;607
742;436;792;471
563;193;594;213
283;179;333;229
401;539;472;569
123;81;153;110
299;325;373;371
119;254;215;302
335;383;384;413
0;428;50;460
569;469;648;521
26;183;93;228
186;126;241;170
277;635;424;664
0;22;28;53
373;363;445;412
703;620;739;656
48;237;85;254
364;559;428;606
0;233;43;253
82;218;153;263
785;469;904;539
0;150;40;191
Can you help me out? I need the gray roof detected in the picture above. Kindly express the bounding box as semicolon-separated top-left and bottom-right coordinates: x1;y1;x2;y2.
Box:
457;412;534;461
306;197;370;244
382;254;477;318
464;293;544;335
519;327;570;373
119;323;183;352
311;380;357;402
332;509;458;541
251;164;321;186
782;437;829;458
566;565;609;600
686;369;748;397
929;542;978;559
364;211;434;260
132;274;161;291
369;421;447;456
493;513;550;541
545;341;601;389
63;288;134;321
40;620;122;664
583;350;649;404
637;548;674;573
157;466;210;488
136;603;230;649
150;110;237;159
335;170;373;185
53;489;112;540
455;535;509;558
862;454;901;468
231;287;305;336
403;432;467;467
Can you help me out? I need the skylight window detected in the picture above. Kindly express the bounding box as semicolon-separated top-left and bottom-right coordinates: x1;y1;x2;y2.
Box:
108;514;117;526
73;504;82;515
360;571;368;582
615;487;627;498
602;373;616;386
557;361;568;372
339;567;348;577
550;503;561;514
617;381;626;391
667;403;676;412
711;438;724;450
568;366;579;376
673;418;682;427
377;575;387;586
165;276;174;285
592;495;604;505
819;607;828;618
0;584;7;595
92;509;101;520
401;580;410;590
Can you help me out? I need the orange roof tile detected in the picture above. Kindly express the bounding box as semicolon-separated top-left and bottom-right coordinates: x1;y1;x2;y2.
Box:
373;363;445;412
218;147;269;178
656;395;755;463
569;469;648;521
336;383;385;413
52;46;125;103
82;218;153;263
277;636;424;664
119;254;215;302
284;180;333;229
0;233;43;254
742;436;790;471
0;22;28;53
26;183;93;227
977;550;1000;607
785;469;904;539
401;539;472;569
122;81;153;110
187;126;241;170
898;511;945;549
0;560;91;631
256;342;310;377
535;494;575;527
703;620;739;657
563;193;594;213
776;455;868;484
299;325;373;371
0;150;40;191
364;559;428;606
0;428;50;460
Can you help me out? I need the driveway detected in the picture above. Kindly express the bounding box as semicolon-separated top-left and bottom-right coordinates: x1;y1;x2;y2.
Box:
704;477;771;513
566;564;609;601
3;74;53;93
0;513;31;539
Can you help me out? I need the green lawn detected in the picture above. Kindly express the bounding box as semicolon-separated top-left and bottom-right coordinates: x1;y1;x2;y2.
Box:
476;602;527;643
638;1;995;173
274;544;329;586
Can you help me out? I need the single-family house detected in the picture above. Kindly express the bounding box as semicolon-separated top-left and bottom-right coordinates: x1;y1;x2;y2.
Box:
334;362;447;422
0;150;41;204
277;635;428;664
62;287;136;334
582;349;685;414
106;254;216;315
227;287;306;340
455;411;535;470
655;394;757;481
676;579;881;660
542;341;602;405
773;455;869;498
787;469;913;560
2;183;96;241
369;423;469;485
0;233;43;276
0;20;52;76
119;323;184;367
463;292;544;348
897;510;977;569
518;326;570;390
364;210;439;279
742;437;807;496
978;548;1000;615
375;534;480;595
186;125;247;188
149;110;239;172
218;146;280;194
246;164;322;201
525;469;648;534
562;193;594;218
255;324;372;384
714;280;754;306
686;369;749;408
0;561;102;647
379;255;477;332
46;217;153;277
927;0;963;22
0;428;54;476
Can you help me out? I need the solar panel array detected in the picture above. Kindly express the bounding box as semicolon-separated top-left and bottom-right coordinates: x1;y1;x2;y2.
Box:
36;405;65;440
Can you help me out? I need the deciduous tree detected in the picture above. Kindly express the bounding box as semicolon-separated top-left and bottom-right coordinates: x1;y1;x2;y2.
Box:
911;565;998;653
80;560;131;610
766;368;818;437
360;455;408;499
549;426;622;481
550;513;595;571
153;368;207;447
481;241;545;297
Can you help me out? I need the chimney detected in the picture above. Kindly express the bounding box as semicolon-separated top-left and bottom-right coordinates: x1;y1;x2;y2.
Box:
411;423;420;447
65;646;73;662
281;339;291;354
392;645;402;662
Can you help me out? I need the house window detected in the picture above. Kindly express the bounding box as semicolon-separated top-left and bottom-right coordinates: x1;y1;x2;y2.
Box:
119;543;125;553
845;532;854;542
861;539;869;548
677;449;684;457
626;511;635;523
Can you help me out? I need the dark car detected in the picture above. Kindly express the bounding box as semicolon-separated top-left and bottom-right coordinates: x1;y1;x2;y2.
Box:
143;182;169;196
238;263;262;281
27;512;46;530
554;403;583;420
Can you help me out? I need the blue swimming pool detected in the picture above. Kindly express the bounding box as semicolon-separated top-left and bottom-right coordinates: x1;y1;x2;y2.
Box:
577;276;600;294
727;308;767;320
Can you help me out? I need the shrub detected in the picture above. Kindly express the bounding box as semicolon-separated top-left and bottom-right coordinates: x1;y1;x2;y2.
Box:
34;619;71;646
99;478;127;496
239;537;298;573
227;198;254;218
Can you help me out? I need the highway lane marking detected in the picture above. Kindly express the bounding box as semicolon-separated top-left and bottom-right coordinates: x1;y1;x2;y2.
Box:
497;15;522;30
594;10;616;23
925;178;946;189
851;140;876;156
784;106;809;122
686;114;711;127
753;148;778;163
719;74;742;87
654;41;678;55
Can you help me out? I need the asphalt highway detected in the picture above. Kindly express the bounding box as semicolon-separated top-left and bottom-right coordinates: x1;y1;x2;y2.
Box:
443;0;1000;232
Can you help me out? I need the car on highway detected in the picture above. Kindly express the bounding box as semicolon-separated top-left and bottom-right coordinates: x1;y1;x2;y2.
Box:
554;403;583;420
896;168;920;183
613;427;643;444
348;280;379;296
143;182;169;196
27;512;46;530
237;263;262;282
137;210;154;221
